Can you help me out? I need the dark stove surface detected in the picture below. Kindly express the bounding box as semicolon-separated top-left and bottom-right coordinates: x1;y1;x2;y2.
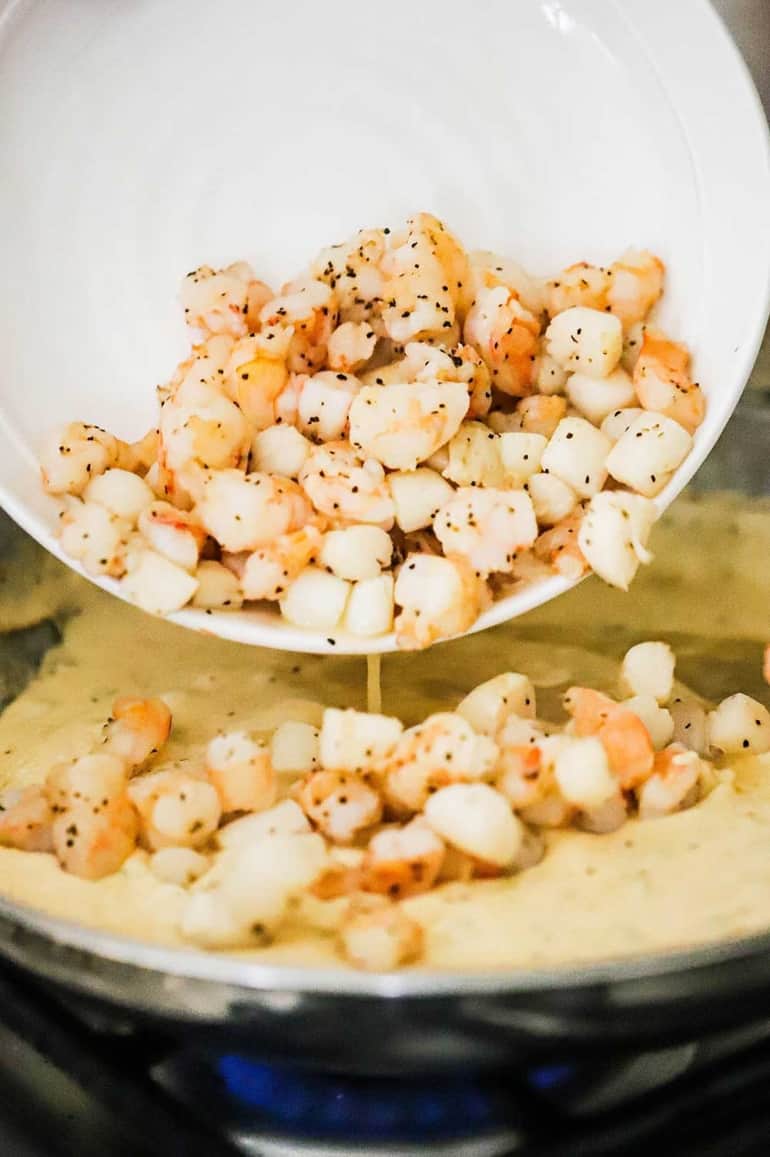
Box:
2;961;770;1157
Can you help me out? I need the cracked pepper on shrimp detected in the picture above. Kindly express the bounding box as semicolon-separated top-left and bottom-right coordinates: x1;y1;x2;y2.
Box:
40;215;705;647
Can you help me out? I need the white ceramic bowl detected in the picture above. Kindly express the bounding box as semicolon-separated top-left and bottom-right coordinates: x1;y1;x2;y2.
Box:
0;0;768;654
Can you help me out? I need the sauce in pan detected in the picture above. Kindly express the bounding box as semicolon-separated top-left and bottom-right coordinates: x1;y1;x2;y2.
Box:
0;493;768;969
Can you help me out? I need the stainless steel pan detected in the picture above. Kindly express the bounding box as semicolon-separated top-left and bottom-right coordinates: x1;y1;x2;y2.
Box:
1;390;769;1074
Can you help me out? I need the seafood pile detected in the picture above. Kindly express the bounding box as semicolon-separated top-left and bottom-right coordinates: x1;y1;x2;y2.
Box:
1;640;765;970
40;214;704;648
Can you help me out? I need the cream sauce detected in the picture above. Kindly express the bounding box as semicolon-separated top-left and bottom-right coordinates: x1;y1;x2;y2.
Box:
0;493;769;970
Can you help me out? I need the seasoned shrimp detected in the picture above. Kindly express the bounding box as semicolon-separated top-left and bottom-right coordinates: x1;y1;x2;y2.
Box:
401;340;492;420
606;250;665;328
360;819;445;898
299;442;395;526
464;285;541;397
240;523;323;600
433;487;538;577
127;769;222;851
495;744;549;810
40;423;132;497
138;502;207;572
383;712;498;814
158;370;249;490
327;322;378;373
0;786;54;853
637;745;703;820
295;371;361;443
394;553;489;650
348;379;469;471
633;330;705;433
547;262;609;316
58;501;132;578
468;250;547;316
380;213;469;343
180;262;271;337
338;895;424;971
259;276;338;374
52;794;138;880
196;470;311;553
547;251;663;329
44;752;138;879
293;770;382;844
516;395;567;438
311;227;388;326
205;731;276;814
220;331;290;430
564;687;655;789
102;696;172;770
533;513;588;581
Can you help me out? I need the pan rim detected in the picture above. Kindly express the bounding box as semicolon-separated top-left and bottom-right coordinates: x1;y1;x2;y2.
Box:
2;888;770;999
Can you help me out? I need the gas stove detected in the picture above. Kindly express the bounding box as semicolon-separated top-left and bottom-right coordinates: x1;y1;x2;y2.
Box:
2;961;770;1157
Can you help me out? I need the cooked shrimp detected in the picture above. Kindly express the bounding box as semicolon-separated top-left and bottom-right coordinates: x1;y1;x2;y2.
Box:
360;819;445;898
293;769;382;844
348;379;469;471
58;500;132;578
633;330;705;433
637;745;703;820
311;227;387;325
606;250;665;328
196;470;311;553
402;340;492;420
127;769;222;850
327;322;378;373
547;251;663;329
383;712;498;814
102;696;172;770
180;262;270;337
158;371;249;489
51;792;138;880
259;276;338;374
564;687;655;789
45;752;128;812
547;262;609;316
137;502;206;572
299;442;395;526
44;752;138;879
433;487;538;577
40;423;131;497
380;213;468;344
516;395;567;438
0;786;54;853
220;332;290;431
295;371;361;443
393;552;489;650
495;744;548;810
533;513;588;581
205;731;276;813
240;523;323;600
464;285;541;397
338;895;424;971
468;250;547;316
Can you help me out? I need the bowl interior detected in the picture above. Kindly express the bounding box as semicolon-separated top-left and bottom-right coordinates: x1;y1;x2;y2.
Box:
0;0;767;654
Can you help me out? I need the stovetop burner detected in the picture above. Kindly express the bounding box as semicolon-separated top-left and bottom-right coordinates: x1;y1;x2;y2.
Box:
2;960;770;1156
